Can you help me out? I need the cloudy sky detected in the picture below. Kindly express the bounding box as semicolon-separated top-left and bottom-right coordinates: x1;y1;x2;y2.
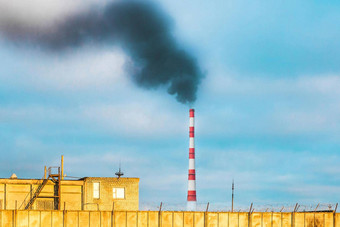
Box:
0;0;339;210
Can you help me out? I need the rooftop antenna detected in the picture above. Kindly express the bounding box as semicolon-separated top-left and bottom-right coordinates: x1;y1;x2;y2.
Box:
115;162;124;179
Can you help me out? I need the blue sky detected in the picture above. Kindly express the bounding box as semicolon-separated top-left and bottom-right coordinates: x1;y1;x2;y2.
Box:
0;0;339;210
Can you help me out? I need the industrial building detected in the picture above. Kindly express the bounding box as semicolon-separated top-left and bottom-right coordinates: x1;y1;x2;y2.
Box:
0;156;139;211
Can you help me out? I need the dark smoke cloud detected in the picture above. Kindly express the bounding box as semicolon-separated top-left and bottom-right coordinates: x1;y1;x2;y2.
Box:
1;0;203;104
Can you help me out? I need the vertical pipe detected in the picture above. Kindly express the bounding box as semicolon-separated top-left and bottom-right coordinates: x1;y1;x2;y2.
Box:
44;166;47;179
61;155;64;180
4;184;6;209
232;179;234;212
58;167;61;210
187;109;197;211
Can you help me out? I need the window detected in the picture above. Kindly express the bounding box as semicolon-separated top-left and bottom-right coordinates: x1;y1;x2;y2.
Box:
93;182;100;199
37;200;54;210
113;188;125;199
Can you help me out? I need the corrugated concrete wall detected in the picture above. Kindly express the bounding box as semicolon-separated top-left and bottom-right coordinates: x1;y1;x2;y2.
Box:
0;210;339;227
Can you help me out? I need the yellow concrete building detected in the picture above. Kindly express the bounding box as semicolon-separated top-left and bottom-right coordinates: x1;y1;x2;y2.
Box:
0;177;139;211
0;157;139;211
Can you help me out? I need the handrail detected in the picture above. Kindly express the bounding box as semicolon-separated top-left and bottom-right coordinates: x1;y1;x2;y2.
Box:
19;166;61;210
48;166;60;176
24;178;49;210
19;175;45;210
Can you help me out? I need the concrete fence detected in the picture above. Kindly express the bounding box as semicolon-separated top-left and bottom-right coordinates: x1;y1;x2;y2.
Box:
0;210;339;227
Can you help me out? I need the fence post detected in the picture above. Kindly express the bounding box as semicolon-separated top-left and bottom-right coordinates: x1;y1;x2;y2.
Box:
158;202;162;227
14;210;17;227
248;203;253;227
205;203;210;227
63;209;67;227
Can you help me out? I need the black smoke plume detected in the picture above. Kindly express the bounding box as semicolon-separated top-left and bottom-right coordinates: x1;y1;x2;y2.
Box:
1;0;203;104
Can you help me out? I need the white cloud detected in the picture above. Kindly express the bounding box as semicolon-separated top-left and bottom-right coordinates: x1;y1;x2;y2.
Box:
30;47;128;91
0;46;128;92
0;0;110;30
192;146;340;205
63;152;149;177
0;100;186;138
3;65;340;139
80;102;185;137
198;73;340;137
204;73;340;97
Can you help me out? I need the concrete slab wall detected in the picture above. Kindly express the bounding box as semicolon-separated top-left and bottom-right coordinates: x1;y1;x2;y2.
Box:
0;210;338;227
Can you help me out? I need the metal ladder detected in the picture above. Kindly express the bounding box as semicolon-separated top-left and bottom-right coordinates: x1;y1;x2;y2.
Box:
24;179;49;210
20;166;61;210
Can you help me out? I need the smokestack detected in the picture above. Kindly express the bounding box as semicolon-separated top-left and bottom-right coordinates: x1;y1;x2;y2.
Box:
187;108;197;211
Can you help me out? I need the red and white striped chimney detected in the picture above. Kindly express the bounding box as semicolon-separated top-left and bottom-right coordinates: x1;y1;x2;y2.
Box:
187;108;197;211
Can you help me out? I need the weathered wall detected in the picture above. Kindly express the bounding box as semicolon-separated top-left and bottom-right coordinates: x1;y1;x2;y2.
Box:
84;178;139;211
0;180;83;210
0;211;338;227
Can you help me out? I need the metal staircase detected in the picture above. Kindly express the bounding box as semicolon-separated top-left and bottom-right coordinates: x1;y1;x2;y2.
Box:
20;166;61;210
24;179;48;210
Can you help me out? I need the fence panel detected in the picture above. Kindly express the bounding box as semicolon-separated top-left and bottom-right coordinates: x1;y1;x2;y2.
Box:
272;213;281;227
137;212;148;227
325;213;333;227
173;212;184;227
194;212;204;227
66;211;78;227
315;213;324;227
161;212;173;227
207;213;218;227
115;212;126;227
184;212;194;227
127;212;137;227
52;211;63;227
294;213;304;227
336;213;340;227
148;211;159;227
218;213;228;227
79;211;90;227
263;212;271;227
281;213;291;227
16;210;28;227
101;211;112;227
251;213;262;227
41;211;52;227
90;211;101;227
239;213;248;227
229;213;239;227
